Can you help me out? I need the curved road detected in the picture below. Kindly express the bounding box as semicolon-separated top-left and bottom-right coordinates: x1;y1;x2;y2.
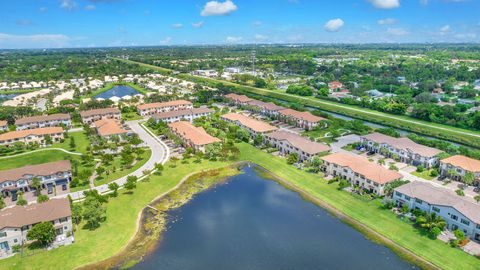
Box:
57;120;170;201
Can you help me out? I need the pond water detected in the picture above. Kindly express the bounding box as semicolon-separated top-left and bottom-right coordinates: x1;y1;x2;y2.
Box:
132;165;417;270
94;85;139;99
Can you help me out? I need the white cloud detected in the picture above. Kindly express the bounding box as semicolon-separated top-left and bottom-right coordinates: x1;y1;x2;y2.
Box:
226;36;242;43
254;34;268;41
85;5;96;11
201;0;237;16
0;33;70;49
39;7;48;13
159;37;172;45
387;27;409;36
252;20;262;27
172;23;183;29
419;0;428;5
324;18;344;32
368;0;400;9
192;21;205;28
16;20;34;26
440;25;451;32
60;0;78;11
377;18;397;25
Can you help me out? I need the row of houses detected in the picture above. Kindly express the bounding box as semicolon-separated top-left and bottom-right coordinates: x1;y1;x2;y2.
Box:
14;114;72;131
152;107;214;124
0;127;65;147
0;198;73;258
136;100;193;116
168;121;221;152
224;94;327;130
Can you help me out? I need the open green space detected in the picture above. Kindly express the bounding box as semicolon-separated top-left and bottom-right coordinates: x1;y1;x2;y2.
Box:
411;169;436;180
0;150;82;171
86;82;149;98
121;112;143;121
114;58;480;148
52;131;91;154
94;149;152;187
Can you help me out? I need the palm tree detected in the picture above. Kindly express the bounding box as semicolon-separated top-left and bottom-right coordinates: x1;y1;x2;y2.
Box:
416;212;447;232
31;177;42;196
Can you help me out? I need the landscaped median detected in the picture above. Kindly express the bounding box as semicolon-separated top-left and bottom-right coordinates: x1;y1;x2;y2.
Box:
1;143;478;270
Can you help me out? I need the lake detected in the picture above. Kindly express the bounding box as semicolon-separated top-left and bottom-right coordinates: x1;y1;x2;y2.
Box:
94;85;139;99
131;165;417;270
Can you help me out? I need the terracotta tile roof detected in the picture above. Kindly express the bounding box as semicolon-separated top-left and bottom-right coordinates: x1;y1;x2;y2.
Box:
168;121;220;146
0;127;64;142
224;93;253;103
362;132;443;157
221;113;277;133
137;100;192;110
265;130;330;155
94;119;128;137
441;155;480;173
395;181;480;224
15;114;71;125
246;100;285;111
152;108;214;120
80;107;120;118
0;198;71;229
0;160;71;184
278;109;326;123
321;152;402;184
0;120;8;127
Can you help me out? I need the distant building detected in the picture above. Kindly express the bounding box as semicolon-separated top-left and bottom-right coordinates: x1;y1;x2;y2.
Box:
168;121;221;152
152;107;214;124
80;108;121;125
192;70;218;78
15;114;71;131
0;121;7;132
224;93;253;106
93;119;129;139
328;81;343;91
244;100;286;117
136;100;193;117
360;133;443;168
397;76;406;83
0;198;74;258
393;181;480;242
277;109;327;130
221;113;277;136
321;152;403;196
264;130;330;162
0;127;64;147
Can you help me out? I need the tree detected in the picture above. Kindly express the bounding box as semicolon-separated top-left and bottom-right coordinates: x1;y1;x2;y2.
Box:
108;182;119;197
124;175;137;192
169;156;179;167
37;194;49;203
82;196;106;230
16;194;27;206
154;162;164;174
96;167;106;177
27;222;56;246
287;153;299;165
462;172;474;188
31;177;42;196
69;136;76;150
254;134;263;146
71;203;82;226
474;195;480;203
0;196;5;209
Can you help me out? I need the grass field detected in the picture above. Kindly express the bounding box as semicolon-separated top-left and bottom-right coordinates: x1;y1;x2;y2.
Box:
113;58;480;148
411;169;436;180
0;150;83;171
86;82;149;98
52;131;91;154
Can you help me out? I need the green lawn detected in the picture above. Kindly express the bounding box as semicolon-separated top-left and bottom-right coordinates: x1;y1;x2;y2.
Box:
236;143;478;270
121;112;143;121
0;150;82;170
411;170;436;180
94;149;152;186
0;159;232;270
52;131;91;154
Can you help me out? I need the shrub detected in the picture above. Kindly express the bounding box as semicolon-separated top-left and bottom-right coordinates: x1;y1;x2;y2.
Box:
416;165;425;173
455;189;465;196
430;169;439;177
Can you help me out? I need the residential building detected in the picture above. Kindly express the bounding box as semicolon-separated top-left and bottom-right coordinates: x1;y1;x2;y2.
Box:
0;160;72;198
0;127;64;147
15;114;71;131
224;93;253;106
0;198;74;258
93;119;129;139
393;181;480;242
328;81;343;91
80;108;121;125
192;70;218;77
321;152;403;196
264;130;330;162
440;155;480;184
277;109;327;130
0;121;7;132
244;100;286;117
221;113;277;136
136;100;193;116
361;133;443;168
168;121;221;152
152;107;214;124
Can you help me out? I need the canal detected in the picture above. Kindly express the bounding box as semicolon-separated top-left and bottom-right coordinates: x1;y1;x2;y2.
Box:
131;165;417;270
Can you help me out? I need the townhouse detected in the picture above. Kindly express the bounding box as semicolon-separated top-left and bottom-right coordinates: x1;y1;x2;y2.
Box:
244;100;286;117
80;108;121;125
224;93;253;106
93;119;129;139
152;107;214;124
221;113;278;136
0;127;64;147
277;109;327;130
321;152;403;196
264;130;330;162
136;100;193;117
393;181;480;242
0;121;7;132
439;155;480;184
168;121;221;152
0;198;74;258
0;160;72;198
361;132;443;168
15;114;71;131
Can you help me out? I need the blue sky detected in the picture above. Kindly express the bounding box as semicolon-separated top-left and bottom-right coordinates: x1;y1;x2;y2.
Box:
0;0;479;49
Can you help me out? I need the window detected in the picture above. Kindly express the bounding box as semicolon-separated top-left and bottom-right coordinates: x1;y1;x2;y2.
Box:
432;207;440;213
477;224;480;230
395;191;402;197
461;219;470;226
0;232;6;238
415;198;423;204
404;195;411;201
451;214;458;221
59;217;67;223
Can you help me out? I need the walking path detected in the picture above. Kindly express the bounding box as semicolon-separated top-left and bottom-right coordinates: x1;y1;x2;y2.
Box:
0;147;82;159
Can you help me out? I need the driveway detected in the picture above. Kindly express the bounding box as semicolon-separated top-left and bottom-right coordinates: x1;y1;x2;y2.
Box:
330;134;361;153
56;120;169;201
